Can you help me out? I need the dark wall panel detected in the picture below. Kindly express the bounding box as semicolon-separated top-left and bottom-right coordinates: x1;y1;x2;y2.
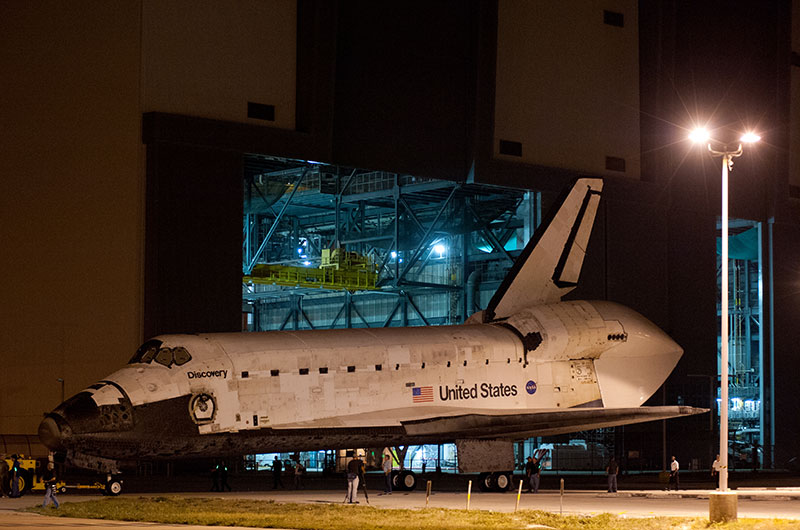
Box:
144;143;243;338
605;197;669;327
665;208;716;375
332;0;477;180
770;220;800;465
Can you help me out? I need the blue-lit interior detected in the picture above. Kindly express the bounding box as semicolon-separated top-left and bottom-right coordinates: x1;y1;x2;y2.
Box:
717;219;763;469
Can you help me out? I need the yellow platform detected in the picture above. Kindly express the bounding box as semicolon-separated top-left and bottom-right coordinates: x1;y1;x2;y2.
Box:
245;250;378;291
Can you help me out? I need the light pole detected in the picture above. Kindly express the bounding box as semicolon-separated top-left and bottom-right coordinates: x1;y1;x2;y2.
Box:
690;127;760;494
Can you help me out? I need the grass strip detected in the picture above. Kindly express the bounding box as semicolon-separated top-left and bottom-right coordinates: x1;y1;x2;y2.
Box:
24;496;800;529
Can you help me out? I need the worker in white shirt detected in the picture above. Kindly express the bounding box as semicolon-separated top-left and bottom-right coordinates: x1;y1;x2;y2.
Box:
668;455;680;491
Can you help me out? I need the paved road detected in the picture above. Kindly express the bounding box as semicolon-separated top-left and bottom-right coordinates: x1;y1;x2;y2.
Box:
3;488;800;528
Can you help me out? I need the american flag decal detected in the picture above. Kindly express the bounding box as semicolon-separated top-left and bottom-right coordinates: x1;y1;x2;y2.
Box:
412;386;434;403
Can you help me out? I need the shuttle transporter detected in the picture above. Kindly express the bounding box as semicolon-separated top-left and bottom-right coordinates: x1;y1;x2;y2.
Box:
39;178;704;491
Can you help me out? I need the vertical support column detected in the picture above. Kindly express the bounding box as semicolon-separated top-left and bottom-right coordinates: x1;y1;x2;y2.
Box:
244;213;252;269
758;220;772;468
462;228;470;322
334;169;341;247
345;291;352;329
393;174;400;282
253;302;261;332
291;217;299;260
359;200;366;255
400;292;408;327
292;294;301;331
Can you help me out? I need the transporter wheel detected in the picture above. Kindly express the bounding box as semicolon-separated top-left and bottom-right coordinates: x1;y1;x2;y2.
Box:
18;469;33;495
58;486;68;494
492;472;511;492
477;472;494;492
398;470;416;491
391;469;400;488
105;478;122;496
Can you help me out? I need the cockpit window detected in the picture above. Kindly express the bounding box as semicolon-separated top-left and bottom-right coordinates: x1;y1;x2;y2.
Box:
129;340;162;364
129;340;192;368
173;347;191;366
155;348;173;367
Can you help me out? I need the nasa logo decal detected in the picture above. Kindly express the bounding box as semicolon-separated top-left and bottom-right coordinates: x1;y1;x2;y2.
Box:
525;380;537;395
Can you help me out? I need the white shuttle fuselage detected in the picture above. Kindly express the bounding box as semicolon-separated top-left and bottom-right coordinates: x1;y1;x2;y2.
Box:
39;178;704;475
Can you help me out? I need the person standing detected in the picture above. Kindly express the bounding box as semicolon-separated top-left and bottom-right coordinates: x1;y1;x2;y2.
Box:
711;453;721;484
524;457;534;493
10;455;20;498
606;456;618;493
218;460;231;491
381;454;392;495
669;455;680;491
272;456;284;489
210;461;220;491
41;462;59;508
345;454;363;504
530;455;541;493
293;460;305;490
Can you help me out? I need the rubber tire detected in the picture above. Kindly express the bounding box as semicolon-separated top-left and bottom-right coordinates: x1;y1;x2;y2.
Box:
58;486;67;494
391;469;401;488
105;479;122;496
18;470;32;495
492;472;511;492
398;470;417;491
477;472;494;492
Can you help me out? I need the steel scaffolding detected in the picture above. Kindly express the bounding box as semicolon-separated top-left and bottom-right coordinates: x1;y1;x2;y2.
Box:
242;155;540;331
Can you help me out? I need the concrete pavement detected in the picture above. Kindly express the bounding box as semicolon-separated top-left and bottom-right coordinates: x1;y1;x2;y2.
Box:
4;487;800;528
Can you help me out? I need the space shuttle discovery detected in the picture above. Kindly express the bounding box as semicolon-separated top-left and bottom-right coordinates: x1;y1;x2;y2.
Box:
39;178;704;489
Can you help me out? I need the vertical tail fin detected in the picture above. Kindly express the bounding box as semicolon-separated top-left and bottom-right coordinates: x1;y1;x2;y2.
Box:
484;178;603;321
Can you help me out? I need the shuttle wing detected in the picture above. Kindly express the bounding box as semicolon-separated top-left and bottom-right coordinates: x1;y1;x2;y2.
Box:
485;178;603;321
402;405;705;439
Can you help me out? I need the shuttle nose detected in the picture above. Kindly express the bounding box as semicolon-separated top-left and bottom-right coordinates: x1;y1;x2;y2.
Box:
38;387;134;449
38;415;67;451
38;392;100;451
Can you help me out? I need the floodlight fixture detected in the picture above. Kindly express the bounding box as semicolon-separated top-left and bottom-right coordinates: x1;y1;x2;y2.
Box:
689;128;710;143
739;132;761;144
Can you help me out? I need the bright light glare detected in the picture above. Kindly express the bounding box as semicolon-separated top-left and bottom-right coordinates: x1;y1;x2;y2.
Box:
740;132;761;143
390;251;397;259
433;244;446;255
303;260;311;266
689;128;710;143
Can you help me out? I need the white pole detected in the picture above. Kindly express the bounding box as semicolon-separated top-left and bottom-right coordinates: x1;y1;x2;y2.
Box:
720;154;730;492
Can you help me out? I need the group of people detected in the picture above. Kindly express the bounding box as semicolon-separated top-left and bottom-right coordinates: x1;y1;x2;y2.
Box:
0;455;20;499
345;452;393;503
210;460;231;491
1;455;59;508
270;455;306;490
212;450;721;498
524;451;544;493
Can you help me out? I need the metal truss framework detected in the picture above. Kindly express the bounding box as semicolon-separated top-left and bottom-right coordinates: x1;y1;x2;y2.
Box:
242;156;541;331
